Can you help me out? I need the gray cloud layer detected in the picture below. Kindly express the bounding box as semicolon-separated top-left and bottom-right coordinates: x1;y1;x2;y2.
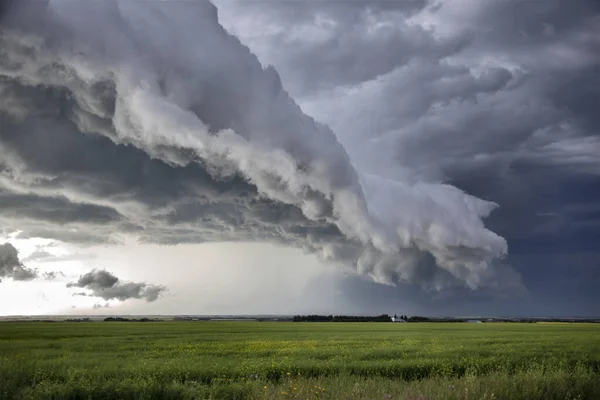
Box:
216;0;600;312
0;242;37;281
218;0;600;183
0;0;513;293
67;269;165;302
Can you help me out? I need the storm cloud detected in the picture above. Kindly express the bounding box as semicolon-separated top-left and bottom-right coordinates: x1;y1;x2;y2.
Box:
67;269;165;302
1;0;599;312
0;0;513;293
216;0;600;311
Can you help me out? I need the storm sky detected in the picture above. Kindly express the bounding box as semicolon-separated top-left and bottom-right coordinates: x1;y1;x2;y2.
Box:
0;0;598;317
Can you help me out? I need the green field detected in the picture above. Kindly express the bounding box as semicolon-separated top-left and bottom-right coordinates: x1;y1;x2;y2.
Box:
1;322;599;399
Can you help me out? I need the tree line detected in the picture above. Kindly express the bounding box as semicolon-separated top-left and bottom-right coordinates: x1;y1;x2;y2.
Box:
292;314;393;322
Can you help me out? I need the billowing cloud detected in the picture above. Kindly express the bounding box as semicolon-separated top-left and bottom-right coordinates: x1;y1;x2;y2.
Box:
215;0;459;97
221;0;600;183
0;242;38;281
67;269;165;302
0;0;512;292
215;0;600;308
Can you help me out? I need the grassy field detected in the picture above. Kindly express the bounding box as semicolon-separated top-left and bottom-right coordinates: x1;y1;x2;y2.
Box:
0;322;599;399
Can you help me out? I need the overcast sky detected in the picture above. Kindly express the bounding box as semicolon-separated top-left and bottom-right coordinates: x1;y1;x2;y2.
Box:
0;0;598;317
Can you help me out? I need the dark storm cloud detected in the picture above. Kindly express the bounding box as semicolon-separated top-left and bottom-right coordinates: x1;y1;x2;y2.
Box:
300;270;529;317
0;0;17;21
219;0;599;176
0;190;123;225
0;242;37;281
0;0;514;294
67;269;166;302
215;0;600;312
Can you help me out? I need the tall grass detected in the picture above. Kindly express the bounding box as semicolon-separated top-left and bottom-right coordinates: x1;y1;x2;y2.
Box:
1;322;598;399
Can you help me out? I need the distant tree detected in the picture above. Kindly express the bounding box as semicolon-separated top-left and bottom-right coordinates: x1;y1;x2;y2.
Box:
104;317;130;322
408;316;430;322
293;314;393;322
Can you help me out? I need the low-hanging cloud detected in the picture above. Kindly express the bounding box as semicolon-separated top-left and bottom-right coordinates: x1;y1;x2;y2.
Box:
0;242;38;281
0;0;512;292
214;0;600;312
67;269;165;302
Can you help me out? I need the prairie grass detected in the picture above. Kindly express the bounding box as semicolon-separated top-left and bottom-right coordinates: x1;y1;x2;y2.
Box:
0;322;598;399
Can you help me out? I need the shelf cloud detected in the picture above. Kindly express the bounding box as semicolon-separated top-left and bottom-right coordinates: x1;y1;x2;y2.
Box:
2;0;598;309
0;0;512;291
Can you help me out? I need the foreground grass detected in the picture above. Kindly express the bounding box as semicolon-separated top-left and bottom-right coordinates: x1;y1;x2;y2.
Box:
1;322;599;399
9;368;600;400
